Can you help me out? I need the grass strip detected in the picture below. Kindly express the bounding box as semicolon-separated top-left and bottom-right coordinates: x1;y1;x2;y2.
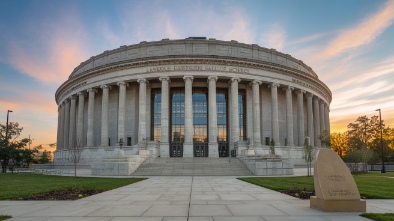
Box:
238;172;394;199
0;173;146;200
361;213;394;221
0;215;12;221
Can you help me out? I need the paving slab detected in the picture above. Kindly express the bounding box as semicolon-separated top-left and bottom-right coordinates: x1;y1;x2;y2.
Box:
3;176;394;221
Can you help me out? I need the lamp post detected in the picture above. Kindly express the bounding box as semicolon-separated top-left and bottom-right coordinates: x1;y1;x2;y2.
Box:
375;109;386;173
5;110;13;142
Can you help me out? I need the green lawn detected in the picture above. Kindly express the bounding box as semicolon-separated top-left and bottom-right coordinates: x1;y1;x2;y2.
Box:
361;213;394;221
0;216;12;221
0;173;146;200
239;172;394;199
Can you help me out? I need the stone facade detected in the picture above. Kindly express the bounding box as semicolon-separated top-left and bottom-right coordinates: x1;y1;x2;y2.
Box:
54;38;331;165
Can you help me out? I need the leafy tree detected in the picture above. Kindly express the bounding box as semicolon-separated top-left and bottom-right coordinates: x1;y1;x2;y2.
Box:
320;131;349;158
40;150;52;164
0;122;46;172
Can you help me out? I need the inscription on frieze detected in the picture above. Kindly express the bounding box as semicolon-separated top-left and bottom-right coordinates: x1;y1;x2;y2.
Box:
145;65;249;74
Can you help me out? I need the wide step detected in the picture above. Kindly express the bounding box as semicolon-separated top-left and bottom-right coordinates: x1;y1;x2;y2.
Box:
132;158;253;176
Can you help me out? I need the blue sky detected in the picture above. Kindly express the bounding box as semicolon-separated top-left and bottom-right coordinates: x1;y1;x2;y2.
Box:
1;0;394;149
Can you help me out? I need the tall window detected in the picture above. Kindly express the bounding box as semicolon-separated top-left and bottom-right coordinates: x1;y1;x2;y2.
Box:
171;88;185;143
238;90;246;141
151;89;161;141
217;90;227;142
192;88;207;142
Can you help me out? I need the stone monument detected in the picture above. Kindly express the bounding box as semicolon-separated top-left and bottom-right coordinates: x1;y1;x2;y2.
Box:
310;149;366;212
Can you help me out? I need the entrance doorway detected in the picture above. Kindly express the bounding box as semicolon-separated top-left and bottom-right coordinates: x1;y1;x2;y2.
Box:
194;142;208;157
170;143;183;157
218;141;228;157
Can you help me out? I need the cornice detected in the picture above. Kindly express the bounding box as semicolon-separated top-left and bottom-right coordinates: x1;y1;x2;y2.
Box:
56;57;332;104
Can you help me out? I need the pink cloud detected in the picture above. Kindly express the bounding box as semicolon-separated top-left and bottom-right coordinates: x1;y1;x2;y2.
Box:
259;23;286;50
7;12;89;84
318;0;394;60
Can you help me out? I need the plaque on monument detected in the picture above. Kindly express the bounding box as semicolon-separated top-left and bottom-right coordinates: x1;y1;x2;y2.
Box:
310;149;366;212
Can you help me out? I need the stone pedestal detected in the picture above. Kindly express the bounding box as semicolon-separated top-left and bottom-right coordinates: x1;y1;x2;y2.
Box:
244;149;256;156
183;143;193;157
310;149;366;212
310;197;366;212
208;143;219;157
160;143;169;157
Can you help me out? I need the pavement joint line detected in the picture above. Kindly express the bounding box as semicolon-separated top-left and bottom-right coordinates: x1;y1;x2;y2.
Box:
187;176;193;221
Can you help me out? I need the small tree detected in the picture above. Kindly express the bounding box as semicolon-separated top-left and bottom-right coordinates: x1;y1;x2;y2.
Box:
69;139;84;177
40;150;52;164
269;139;276;155
303;140;315;176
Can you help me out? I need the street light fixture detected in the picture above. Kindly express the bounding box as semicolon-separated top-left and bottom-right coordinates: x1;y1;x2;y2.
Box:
375;109;386;173
5;110;13;142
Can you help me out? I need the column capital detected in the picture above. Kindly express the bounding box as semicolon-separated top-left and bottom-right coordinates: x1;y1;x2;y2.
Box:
137;79;148;85
159;76;171;83
207;76;218;82
229;78;240;84
283;86;294;92
306;93;314;98
295;89;306;94
268;83;280;88
313;96;320;101
87;88;98;93
101;84;112;90
117;81;129;87
250;80;262;86
77;91;86;96
183;76;194;82
69;95;77;100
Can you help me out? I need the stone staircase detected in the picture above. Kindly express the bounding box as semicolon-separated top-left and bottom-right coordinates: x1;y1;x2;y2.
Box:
91;151;148;176
132;157;253;176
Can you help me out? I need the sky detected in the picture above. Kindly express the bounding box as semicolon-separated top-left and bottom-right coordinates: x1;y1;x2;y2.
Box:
1;0;394;151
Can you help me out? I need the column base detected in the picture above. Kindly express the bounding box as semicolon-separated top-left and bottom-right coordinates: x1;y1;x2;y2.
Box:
160;142;169;157
183;142;193;157
208;142;219;157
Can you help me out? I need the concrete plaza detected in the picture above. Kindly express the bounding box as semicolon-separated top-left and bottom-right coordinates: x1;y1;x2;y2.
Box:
1;176;393;221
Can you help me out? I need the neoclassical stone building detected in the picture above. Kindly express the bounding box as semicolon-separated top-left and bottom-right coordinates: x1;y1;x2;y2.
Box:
54;37;331;164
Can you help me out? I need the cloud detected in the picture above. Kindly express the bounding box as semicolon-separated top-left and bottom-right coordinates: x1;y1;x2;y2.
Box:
259;23;286;50
7;11;89;84
318;0;394;60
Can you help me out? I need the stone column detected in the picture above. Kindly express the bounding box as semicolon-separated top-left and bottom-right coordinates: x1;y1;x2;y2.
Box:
296;90;305;146
56;105;61;150
270;83;280;146
285;86;294;146
76;92;85;146
230;78;240;152
68;95;77;148
137;79;147;148
251;80;262;148
208;76;219;157
159;77;170;157
100;85;111;146
313;98;321;147
320;101;326;134
325;104;330;134
63;99;70;149
117;82;127;146
306;93;314;146
183;76;194;157
57;104;64;150
87;88;97;147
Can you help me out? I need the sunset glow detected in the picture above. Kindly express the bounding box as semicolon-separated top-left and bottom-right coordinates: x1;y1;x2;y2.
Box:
1;0;393;150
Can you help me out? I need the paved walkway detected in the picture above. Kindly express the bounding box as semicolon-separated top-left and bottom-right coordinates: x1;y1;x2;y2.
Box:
1;176;393;221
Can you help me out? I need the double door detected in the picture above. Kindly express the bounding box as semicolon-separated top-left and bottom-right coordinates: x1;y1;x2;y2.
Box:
194;142;208;157
170;143;183;157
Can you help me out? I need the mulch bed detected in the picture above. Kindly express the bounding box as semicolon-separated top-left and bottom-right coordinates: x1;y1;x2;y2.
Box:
18;189;102;200
281;188;315;199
